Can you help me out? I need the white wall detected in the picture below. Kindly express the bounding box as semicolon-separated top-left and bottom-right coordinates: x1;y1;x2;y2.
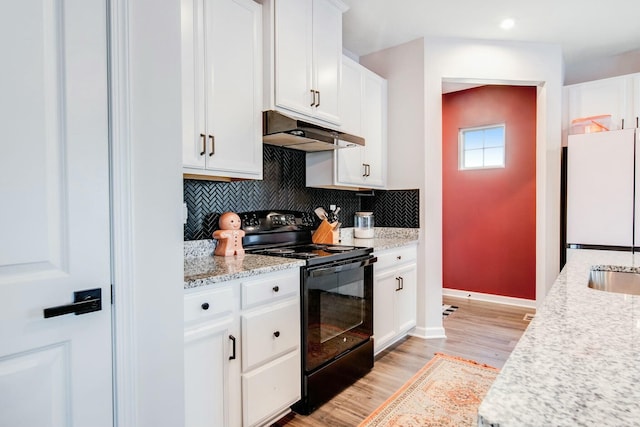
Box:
113;0;185;426
360;39;440;337
361;37;564;337
425;37;564;310
565;48;640;85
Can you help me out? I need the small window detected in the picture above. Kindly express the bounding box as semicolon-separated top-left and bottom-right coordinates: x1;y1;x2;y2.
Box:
459;124;505;170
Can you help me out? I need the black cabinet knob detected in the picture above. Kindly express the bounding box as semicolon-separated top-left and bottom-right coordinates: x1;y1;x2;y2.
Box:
201;302;209;310
273;286;279;292
273;331;280;338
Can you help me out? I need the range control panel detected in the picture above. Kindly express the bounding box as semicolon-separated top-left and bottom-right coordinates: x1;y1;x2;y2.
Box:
239;210;318;234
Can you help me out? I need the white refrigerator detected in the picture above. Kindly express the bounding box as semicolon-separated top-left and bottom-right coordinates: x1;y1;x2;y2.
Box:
566;128;638;250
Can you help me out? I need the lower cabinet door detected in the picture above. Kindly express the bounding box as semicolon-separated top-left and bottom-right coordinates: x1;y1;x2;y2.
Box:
242;350;301;427
373;268;398;354
396;263;417;334
184;319;234;427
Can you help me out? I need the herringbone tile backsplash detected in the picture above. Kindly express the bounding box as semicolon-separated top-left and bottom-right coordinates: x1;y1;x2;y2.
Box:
184;145;419;240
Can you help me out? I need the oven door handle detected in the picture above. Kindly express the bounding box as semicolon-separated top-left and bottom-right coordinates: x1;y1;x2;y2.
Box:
309;256;377;277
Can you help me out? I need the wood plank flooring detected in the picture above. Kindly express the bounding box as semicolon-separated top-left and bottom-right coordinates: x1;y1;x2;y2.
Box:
273;296;534;427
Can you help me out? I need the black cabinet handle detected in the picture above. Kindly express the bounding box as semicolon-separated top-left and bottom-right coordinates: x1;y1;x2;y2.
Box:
273;331;280;338
199;133;206;155
310;89;316;107
209;135;215;156
44;288;102;318
315;90;320;107
273;285;279;292
229;335;236;360
201;302;209;310
400;276;404;290
395;277;401;291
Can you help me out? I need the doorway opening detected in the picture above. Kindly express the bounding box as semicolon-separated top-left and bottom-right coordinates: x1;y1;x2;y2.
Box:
442;84;537;302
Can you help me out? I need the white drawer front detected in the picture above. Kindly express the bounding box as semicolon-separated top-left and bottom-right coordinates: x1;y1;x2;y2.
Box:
184;285;234;324
242;350;301;427
241;270;299;309
242;300;300;371
375;244;417;271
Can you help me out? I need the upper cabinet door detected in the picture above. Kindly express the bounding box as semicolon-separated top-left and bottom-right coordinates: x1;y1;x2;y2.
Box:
207;0;263;176
269;0;345;125
567;129;635;247
273;0;314;117
633;74;640;129
182;0;263;180
182;0;208;170
566;76;635;131
336;57;364;185
360;69;387;188
310;0;342;124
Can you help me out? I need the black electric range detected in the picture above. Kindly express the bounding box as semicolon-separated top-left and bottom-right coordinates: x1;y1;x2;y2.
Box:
239;210;372;266
238;210;376;414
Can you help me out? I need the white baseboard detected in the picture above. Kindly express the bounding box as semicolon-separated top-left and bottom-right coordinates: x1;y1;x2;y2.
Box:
409;326;447;340
443;288;537;309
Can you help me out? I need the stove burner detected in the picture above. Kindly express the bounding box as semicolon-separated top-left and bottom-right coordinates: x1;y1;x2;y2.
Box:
295;252;319;258
324;246;356;252
264;248;295;254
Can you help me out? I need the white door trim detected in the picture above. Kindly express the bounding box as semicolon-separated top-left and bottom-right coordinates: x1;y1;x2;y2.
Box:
109;0;137;425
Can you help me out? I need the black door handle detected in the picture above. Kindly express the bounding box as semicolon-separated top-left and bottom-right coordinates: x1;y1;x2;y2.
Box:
229;335;237;360
43;288;102;318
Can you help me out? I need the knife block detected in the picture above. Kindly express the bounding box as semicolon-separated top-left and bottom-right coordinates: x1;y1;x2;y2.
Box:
312;220;338;244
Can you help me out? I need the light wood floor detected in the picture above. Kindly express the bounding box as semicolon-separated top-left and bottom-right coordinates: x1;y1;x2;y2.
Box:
273;296;534;427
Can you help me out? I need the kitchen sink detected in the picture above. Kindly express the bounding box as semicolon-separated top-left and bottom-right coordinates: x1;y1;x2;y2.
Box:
588;269;640;296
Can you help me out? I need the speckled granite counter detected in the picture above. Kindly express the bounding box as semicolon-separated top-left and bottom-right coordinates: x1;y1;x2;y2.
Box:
184;228;419;289
478;249;640;426
184;240;304;289
337;227;419;251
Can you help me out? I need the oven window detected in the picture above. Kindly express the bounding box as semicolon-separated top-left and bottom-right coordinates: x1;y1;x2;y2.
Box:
305;265;371;371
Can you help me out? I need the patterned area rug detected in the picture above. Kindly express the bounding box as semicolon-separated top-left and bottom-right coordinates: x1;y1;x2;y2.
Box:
358;353;499;427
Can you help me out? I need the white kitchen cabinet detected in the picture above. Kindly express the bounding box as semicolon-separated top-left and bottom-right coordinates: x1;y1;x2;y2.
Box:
184;267;300;427
305;57;388;190
240;269;301;427
181;0;263;180
567;129;636;248
262;0;347;125
184;283;241;427
634;74;640;129
373;244;417;355
565;74;635;133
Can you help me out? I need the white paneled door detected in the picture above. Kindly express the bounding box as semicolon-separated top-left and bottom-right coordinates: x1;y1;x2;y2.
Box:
0;1;113;426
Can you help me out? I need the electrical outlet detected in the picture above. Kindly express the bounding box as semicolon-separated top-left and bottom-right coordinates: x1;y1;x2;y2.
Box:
183;202;188;225
329;204;336;211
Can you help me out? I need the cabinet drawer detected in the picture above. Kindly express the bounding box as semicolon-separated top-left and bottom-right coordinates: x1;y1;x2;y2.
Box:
242;300;300;371
184;285;234;324
241;270;299;309
375;245;417;271
242;350;301;427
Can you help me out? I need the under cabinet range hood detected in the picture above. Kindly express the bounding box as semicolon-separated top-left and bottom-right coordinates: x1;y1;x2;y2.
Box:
262;110;365;152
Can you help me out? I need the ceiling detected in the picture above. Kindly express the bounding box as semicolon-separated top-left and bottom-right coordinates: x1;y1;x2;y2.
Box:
341;0;640;68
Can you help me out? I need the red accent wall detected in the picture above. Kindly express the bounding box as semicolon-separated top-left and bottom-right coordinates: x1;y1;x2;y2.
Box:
442;85;537;300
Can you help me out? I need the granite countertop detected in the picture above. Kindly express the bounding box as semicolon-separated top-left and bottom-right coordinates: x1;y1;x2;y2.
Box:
184;227;419;289
337;227;419;252
478;249;640;426
184;252;304;289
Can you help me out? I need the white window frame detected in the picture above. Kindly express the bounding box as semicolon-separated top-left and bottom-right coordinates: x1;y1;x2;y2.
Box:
458;124;506;170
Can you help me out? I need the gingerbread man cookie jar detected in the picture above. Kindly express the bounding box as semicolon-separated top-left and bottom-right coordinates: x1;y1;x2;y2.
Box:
212;212;246;257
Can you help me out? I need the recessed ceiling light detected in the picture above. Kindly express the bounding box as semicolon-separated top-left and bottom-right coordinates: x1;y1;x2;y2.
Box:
500;18;515;30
